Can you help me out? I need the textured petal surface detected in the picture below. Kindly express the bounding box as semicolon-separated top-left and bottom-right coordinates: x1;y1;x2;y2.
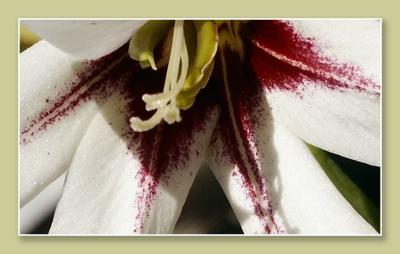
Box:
207;44;376;234
270;123;376;234
206;46;283;234
20;41;132;206
208;120;377;234
49;67;219;234
23;20;145;59
20;41;96;205
250;20;381;165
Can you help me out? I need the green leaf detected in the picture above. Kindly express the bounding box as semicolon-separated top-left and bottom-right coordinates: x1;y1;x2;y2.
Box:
308;144;380;231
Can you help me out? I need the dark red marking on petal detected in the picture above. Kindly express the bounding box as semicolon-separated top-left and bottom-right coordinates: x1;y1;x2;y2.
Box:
248;20;380;95
21;41;218;233
20;44;137;144
114;67;219;233
210;47;283;234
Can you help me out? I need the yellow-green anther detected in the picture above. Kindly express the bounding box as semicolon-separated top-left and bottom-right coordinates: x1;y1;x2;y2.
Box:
176;60;214;109
129;20;174;70
176;21;218;109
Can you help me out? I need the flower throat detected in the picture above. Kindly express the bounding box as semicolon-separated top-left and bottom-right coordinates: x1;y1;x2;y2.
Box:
128;20;242;132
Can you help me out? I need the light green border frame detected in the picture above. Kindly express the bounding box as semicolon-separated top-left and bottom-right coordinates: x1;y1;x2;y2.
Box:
2;0;399;253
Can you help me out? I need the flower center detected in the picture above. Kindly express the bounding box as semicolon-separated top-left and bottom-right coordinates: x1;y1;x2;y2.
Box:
128;20;242;132
130;20;189;132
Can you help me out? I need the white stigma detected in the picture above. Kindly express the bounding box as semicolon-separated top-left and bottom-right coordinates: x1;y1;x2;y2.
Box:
130;20;189;132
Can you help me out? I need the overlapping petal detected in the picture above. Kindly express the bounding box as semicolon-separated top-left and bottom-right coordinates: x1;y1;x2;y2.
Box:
20;41;99;205
207;45;377;234
208;119;377;234
49;67;219;234
20;38;138;206
23;20;145;59
250;20;381;166
20;19;381;235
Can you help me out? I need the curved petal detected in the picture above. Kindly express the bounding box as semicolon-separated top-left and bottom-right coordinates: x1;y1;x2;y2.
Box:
23;20;146;59
250;20;381;166
208;120;377;234
20;41;131;206
20;41;97;206
49;69;219;234
207;45;376;234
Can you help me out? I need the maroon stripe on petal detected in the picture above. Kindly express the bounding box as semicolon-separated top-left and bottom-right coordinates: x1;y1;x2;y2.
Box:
21;40;218;233
248;20;380;95
20;44;140;144
114;67;219;233
211;47;283;234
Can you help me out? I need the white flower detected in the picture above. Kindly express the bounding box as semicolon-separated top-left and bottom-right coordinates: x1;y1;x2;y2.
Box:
20;19;380;235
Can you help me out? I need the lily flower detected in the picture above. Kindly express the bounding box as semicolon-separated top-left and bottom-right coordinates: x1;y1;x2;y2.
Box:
20;19;381;235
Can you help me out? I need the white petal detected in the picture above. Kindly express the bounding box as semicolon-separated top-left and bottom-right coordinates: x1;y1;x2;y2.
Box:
208;117;377;235
290;20;381;82
49;94;219;234
266;88;380;166
271;121;377;234
23;20;146;59
20;41;100;206
250;20;381;165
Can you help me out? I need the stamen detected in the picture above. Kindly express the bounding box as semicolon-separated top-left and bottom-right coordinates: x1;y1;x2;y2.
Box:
130;20;189;132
